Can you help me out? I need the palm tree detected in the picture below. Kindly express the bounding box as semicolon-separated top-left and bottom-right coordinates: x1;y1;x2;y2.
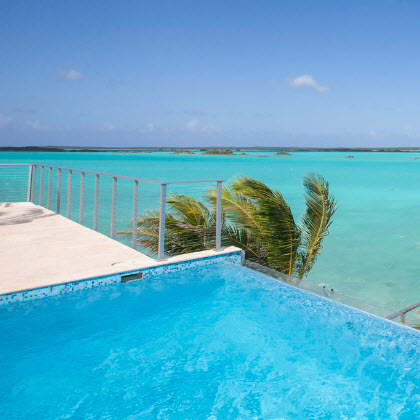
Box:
128;173;337;279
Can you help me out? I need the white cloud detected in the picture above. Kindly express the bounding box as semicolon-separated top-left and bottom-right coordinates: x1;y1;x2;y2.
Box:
138;123;155;133
185;119;200;131
288;75;329;93
369;129;377;136
59;69;84;80
102;122;115;131
25;120;40;129
0;113;11;128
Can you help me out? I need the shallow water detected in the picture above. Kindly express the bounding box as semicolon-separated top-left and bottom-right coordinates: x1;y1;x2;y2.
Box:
0;263;419;419
1;150;420;312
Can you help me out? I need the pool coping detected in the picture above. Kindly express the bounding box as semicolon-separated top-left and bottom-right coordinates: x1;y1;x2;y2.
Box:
0;248;244;306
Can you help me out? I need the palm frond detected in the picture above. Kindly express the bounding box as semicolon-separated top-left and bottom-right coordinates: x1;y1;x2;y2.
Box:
208;185;260;230
168;194;211;226
296;173;337;279
221;224;267;265
120;174;336;280
125;196;215;256
230;176;301;276
132;210;200;256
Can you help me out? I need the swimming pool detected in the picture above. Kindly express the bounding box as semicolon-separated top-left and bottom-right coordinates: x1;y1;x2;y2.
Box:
1;263;419;419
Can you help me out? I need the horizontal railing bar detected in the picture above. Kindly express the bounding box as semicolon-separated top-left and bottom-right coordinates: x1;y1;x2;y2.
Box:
0;163;32;166
19;163;225;185
34;165;163;183
387;301;420;320
161;179;226;184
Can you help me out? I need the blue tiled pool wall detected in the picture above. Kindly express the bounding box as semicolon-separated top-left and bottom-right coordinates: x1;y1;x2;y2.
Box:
0;250;243;306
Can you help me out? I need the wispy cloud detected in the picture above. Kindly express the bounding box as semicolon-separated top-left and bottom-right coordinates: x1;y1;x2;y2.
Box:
138;123;155;133
59;69;84;81
288;75;329;93
102;122;115;131
185;119;219;134
0;113;11;128
185;119;200;131
25;120;40;129
369;129;377;136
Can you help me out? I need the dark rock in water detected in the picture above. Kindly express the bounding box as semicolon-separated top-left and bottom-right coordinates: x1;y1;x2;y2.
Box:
201;149;235;155
238;152;248;155
410;157;419;160
257;155;268;157
274;152;292;156
170;150;196;154
346;155;355;158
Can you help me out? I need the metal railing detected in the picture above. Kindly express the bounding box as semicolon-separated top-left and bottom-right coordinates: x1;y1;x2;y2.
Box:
1;163;225;261
387;301;420;325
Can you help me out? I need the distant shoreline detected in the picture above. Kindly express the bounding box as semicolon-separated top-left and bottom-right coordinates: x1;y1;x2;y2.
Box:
2;146;420;153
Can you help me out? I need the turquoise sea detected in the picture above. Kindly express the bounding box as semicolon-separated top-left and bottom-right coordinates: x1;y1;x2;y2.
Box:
1;150;420;313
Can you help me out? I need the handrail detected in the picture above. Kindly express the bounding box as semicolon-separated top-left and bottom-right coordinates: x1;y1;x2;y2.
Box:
1;163;224;185
0;163;31;165
387;301;420;324
1;162;224;261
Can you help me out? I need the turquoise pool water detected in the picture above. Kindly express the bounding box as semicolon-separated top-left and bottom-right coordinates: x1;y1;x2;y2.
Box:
0;263;419;419
1;150;420;312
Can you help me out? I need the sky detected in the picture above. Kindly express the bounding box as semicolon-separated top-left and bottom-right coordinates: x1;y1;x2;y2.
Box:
1;0;420;148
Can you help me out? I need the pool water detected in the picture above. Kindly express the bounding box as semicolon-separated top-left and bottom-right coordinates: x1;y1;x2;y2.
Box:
1;263;419;419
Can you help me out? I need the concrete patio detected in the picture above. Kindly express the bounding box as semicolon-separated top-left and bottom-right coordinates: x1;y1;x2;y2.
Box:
0;202;239;295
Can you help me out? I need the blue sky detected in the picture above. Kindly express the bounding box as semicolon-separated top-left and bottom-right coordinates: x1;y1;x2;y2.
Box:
1;0;420;147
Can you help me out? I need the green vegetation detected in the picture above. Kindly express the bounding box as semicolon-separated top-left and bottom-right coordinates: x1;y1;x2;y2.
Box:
201;149;235;155
131;174;337;279
170;150;196;155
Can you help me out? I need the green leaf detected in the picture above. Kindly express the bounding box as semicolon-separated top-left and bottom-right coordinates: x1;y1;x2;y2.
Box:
296;173;337;279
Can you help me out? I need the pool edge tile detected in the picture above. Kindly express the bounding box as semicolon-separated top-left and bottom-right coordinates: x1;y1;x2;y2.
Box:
0;250;243;306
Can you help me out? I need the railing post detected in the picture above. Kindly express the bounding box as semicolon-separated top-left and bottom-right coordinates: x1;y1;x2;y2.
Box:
111;177;117;239
26;164;33;202
39;166;44;205
67;170;72;218
157;183;167;261
30;164;37;203
47;167;52;209
79;172;85;224
132;180;138;249
94;174;99;231
56;168;62;213
215;180;223;251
